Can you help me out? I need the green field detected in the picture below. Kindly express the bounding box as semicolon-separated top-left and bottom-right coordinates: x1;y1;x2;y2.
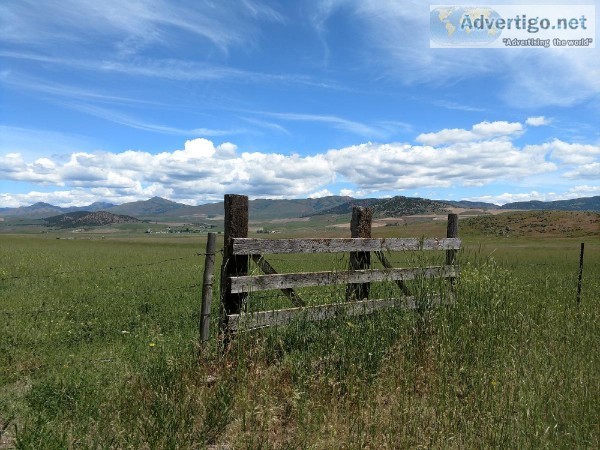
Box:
1;220;599;448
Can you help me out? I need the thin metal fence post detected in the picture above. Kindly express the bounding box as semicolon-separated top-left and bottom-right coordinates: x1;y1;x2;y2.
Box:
200;232;217;346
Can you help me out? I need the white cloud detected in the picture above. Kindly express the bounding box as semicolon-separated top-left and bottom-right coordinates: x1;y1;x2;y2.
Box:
1;0;284;53
309;189;333;198
466;185;600;206
526;139;600;165
1;119;598;207
0;138;333;206
312;1;600;108
416;121;523;146
259;111;385;138
67;103;242;137
564;162;600;179
526;116;551;127
326;138;554;193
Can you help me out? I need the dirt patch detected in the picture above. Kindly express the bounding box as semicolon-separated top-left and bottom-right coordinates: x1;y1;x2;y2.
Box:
0;417;15;449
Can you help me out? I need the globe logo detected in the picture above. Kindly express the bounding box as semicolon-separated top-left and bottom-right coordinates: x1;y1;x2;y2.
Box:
430;6;504;46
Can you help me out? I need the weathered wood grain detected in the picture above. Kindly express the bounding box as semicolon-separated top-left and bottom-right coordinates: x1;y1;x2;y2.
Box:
346;206;372;301
230;265;458;293
446;214;459;266
227;295;447;331
220;194;249;334
251;254;305;307
374;250;412;296
232;237;461;255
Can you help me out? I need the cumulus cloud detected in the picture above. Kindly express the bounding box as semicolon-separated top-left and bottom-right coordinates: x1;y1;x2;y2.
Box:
326;138;554;193
309;189;333;198
0;138;333;206
564;162;600;179
526;139;600;165
526;116;551;127
1;120;598;207
416;121;523;146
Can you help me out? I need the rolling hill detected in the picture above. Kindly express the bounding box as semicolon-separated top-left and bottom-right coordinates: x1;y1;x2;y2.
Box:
500;196;600;212
440;200;499;209
462;210;600;237
312;196;450;217
107;196;187;216
44;211;141;228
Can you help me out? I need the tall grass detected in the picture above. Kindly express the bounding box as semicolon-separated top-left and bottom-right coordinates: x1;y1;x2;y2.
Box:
0;235;598;448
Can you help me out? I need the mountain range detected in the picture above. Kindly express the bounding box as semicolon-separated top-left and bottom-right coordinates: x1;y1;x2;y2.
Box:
1;195;599;220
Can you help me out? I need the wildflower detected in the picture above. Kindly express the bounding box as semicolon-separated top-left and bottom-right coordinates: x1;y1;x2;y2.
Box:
149;342;156;347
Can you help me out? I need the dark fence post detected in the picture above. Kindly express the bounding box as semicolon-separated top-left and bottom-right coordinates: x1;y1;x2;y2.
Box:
219;195;249;335
346;206;372;301
446;214;459;265
199;232;217;347
446;213;459;288
577;242;584;304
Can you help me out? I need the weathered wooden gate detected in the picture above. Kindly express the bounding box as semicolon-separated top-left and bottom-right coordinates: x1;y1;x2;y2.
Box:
216;194;460;335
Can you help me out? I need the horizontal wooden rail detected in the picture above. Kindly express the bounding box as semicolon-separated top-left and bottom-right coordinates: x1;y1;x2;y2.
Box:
228;295;448;331
251;254;305;307
230;265;458;294
232;237;461;255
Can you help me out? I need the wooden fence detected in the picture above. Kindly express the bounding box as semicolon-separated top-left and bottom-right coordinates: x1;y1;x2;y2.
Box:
200;194;460;343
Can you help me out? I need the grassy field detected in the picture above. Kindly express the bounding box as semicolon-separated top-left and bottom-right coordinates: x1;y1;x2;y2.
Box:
0;218;599;448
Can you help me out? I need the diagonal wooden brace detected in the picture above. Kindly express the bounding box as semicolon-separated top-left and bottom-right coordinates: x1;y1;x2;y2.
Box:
374;250;412;296
251;254;305;307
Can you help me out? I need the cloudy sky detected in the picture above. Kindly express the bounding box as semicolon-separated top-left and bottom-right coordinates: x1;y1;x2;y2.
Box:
1;0;599;207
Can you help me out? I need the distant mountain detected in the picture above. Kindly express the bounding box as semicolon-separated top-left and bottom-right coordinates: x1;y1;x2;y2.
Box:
0;201;116;218
309;198;382;215
2;195;599;221
439;200;499;209
44;211;141;228
501;196;600;212
251;196;353;219
107;196;187;216
81;201;116;211
173;196;352;220
0;202;67;219
313;196;449;217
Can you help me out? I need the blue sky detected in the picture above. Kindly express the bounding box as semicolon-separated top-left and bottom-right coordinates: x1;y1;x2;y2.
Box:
1;0;599;207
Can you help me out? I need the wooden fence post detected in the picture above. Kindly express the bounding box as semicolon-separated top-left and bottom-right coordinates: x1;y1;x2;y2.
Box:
446;213;459;288
577;242;584;304
199;232;217;346
219;195;249;334
346;206;372;301
446;213;459;265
